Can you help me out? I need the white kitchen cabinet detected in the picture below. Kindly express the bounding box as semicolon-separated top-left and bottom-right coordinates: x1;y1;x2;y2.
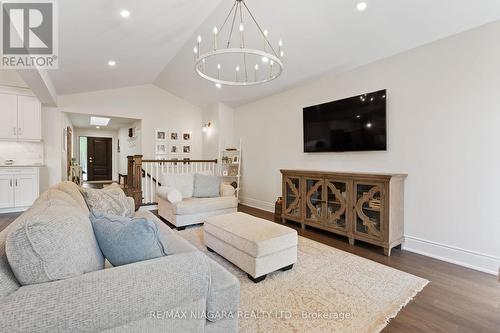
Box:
0;93;18;140
0;175;15;209
14;173;38;207
17;96;42;140
0;89;42;141
0;167;40;213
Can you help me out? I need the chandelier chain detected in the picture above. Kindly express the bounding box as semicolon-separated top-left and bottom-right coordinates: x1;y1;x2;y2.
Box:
227;2;238;48
241;1;279;57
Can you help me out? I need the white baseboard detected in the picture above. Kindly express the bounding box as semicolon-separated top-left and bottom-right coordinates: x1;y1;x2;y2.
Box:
0;207;27;214
240;196;500;276
403;236;500;276
239;196;275;213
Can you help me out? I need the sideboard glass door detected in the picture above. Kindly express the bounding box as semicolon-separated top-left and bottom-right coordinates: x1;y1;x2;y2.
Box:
354;182;384;240
283;176;301;218
305;178;324;224
324;179;348;232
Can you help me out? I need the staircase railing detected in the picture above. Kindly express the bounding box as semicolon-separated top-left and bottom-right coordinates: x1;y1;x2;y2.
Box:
124;155;218;207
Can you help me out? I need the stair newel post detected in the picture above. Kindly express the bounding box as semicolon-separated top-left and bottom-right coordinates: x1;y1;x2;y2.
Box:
132;155;143;209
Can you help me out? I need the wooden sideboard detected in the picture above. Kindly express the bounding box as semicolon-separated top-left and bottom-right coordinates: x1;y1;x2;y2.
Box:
280;170;406;256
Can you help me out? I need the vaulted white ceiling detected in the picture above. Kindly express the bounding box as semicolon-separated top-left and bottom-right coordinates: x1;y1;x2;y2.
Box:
49;0;500;107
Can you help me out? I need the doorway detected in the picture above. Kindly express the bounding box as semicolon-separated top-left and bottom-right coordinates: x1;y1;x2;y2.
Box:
80;137;112;181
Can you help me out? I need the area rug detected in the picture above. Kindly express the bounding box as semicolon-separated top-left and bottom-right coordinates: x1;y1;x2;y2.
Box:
179;227;429;333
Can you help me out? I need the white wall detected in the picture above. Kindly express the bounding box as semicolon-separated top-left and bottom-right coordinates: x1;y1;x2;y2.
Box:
202;103;236;160
0;70;28;88
42;84;203;188
117;120;142;174
234;21;500;274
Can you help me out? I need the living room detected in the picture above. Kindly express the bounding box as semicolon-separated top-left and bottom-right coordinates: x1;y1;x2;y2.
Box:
0;0;499;332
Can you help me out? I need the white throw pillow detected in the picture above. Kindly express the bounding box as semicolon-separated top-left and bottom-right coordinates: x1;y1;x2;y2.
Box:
220;183;236;197
160;173;194;198
157;186;183;204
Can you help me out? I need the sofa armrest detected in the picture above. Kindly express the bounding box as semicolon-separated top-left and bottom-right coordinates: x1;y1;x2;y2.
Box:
0;252;210;332
206;258;240;322
157;186;182;204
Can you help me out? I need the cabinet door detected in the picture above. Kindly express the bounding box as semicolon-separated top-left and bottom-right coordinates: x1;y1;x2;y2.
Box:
324;179;349;231
14;174;37;207
17;95;41;140
0;93;18;139
0;175;15;208
353;181;385;241
304;178;324;224
283;176;302;219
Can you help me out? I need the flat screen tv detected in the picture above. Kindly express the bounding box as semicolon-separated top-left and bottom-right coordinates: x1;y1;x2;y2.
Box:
303;89;387;152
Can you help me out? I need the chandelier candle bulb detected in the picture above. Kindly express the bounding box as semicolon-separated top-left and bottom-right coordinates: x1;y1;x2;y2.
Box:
213;26;218;50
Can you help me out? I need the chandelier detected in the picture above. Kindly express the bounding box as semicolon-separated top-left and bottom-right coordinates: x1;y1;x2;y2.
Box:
193;0;284;88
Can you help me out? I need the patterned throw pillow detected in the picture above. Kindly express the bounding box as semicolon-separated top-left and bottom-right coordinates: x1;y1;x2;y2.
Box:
81;184;134;218
91;215;167;266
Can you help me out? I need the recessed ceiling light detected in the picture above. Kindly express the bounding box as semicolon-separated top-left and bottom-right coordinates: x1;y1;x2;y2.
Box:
90;116;111;126
108;60;116;67
120;10;131;18
95;126;100;129
215;83;222;89
357;2;367;11
366;122;373;128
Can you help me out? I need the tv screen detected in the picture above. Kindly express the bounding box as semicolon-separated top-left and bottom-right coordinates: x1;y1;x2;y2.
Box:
303;90;387;152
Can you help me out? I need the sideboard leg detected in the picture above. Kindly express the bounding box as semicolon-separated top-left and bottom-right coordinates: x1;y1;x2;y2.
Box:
383;247;392;256
301;223;306;230
282;218;286;224
348;237;355;246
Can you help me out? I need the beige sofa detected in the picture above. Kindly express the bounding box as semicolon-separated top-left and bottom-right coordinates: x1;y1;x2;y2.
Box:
157;193;238;230
156;173;238;229
0;181;240;332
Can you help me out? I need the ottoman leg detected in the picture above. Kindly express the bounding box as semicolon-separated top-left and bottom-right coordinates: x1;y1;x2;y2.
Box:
207;247;215;253
247;274;267;283
280;264;294;272
176;226;186;231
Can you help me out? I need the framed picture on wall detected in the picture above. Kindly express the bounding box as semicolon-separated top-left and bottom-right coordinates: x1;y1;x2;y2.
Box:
183;145;191;154
155;129;167;141
169;130;179;141
170;144;180;154
182;132;191;141
155;143;168;154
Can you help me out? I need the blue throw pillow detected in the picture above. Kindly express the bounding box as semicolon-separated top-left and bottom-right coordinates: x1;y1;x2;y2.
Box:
193;173;221;198
91;215;167;266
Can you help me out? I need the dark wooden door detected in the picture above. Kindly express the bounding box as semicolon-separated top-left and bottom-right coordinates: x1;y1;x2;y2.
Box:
87;137;112;181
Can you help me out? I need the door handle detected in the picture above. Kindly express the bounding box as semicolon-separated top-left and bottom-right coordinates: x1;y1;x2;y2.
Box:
15;179;18;187
13;127;16;136
9;179;12;187
18;128;22;136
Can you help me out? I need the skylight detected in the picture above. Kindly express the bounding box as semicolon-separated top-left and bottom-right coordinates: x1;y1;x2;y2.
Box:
90;116;110;126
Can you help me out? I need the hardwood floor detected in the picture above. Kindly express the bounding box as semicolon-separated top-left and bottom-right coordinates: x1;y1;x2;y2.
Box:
1;205;498;332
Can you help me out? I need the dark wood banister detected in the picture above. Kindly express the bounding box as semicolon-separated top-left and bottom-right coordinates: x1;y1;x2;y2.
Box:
141;159;218;163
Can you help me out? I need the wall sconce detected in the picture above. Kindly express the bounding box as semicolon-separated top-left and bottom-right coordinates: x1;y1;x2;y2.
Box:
202;122;212;132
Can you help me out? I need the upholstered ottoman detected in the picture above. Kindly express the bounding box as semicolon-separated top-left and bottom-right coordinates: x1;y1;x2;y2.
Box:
204;212;298;283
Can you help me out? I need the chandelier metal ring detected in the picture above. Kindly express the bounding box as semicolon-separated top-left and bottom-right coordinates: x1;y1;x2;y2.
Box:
193;0;284;88
195;48;283;86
